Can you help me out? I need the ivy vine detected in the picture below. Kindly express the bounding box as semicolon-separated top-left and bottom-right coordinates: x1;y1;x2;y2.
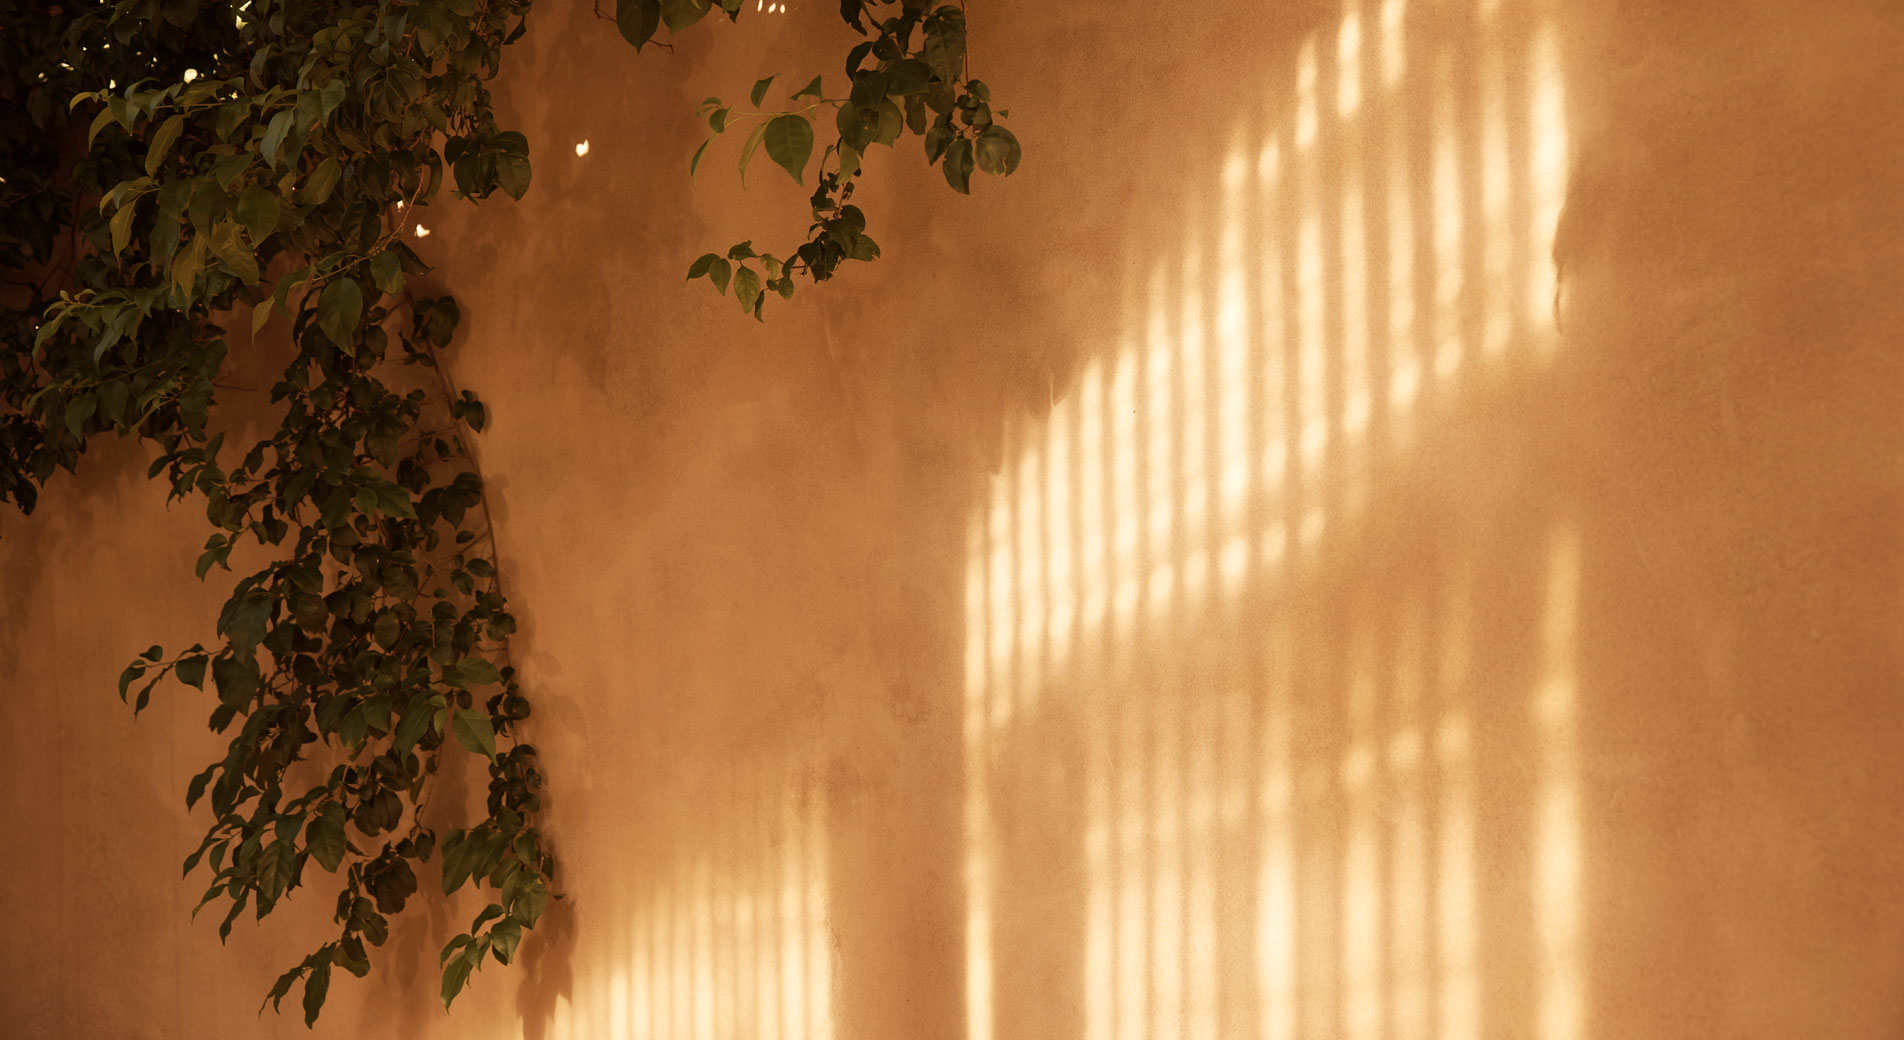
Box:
0;0;1013;1026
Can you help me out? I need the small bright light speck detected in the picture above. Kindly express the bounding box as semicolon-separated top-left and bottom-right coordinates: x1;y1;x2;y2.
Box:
574;140;590;157
414;224;431;238
183;68;198;82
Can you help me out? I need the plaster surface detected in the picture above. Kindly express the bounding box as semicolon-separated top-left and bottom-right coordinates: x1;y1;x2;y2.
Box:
4;1;1904;1037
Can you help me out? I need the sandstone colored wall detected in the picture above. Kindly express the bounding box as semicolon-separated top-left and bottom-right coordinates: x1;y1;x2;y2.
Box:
5;1;1904;1037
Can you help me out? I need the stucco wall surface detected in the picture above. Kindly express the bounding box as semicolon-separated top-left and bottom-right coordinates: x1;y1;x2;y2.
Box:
5;0;1904;1037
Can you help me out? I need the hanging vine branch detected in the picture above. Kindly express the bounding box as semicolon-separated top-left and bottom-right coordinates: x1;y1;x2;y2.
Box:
0;0;1017;1026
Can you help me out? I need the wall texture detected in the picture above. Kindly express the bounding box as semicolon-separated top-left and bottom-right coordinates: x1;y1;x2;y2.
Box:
5;0;1904;1037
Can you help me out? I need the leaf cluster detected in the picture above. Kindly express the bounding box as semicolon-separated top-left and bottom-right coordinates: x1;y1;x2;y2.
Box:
669;0;1022;319
3;0;551;1025
1;0;1022;1025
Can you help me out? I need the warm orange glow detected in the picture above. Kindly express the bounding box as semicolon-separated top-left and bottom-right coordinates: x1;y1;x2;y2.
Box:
962;7;1574;1040
1537;520;1583;1040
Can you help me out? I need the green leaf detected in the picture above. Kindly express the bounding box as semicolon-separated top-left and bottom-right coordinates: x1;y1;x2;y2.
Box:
185;764;216;812
317;278;362;350
496;152;531;201
490;918;522;964
300;157;342;205
97;379;129;425
175;655;207;689
260;110;295;167
943;137;974;194
750;75;776;107
689;136;712;176
256;839;295;902
212;656;260;708
145;113;185;176
110;196;140;255
709;257;731;295
339;706;368;749
974;125;1022;176
220;592;272;656
440;948;475;1009
762;115;814;184
262;966;298;1013
393;697;434;756
736;122;768;185
307;805;347;872
515;877;549;925
660;0;711;31
88;106;117;148
118;660;146;702
302;949;333;1027
790;75;824;100
924;11;967;83
369;250;405;296
687;253;722;281
456;658;503;686
65;392;97;440
235;185;279;243
451;708;497;759
207;219;259;284
733;265;761;314
616;0;662;50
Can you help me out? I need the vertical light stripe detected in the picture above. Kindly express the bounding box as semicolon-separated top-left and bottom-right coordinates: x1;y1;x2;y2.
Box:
1217;140;1253;577
695;858;713;1040
1178;224;1210;602
1340;626;1382;1040
1537;520;1583;1040
1295;40;1319;151
806;805;831;1040
1479;2;1513;358
1110;342;1141;627
1256;135;1291;571
1187;686;1219;1040
1432;57;1465;382
1337;6;1363;119
610;916;631;1040
1381;0;1407;89
1259;619;1297;1040
1526;20;1568;342
1018;435;1047;711
1386;113;1420;426
1145;261;1178;613
1340;171;1371;446
1296;209;1326;547
1388;596;1429;1040
1047;399;1075;660
1437;566;1478;1040
1078;363;1109;633
1151;662;1184;1039
967;499;997;1040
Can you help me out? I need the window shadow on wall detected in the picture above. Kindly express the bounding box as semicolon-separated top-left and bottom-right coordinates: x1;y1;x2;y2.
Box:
961;2;1583;1038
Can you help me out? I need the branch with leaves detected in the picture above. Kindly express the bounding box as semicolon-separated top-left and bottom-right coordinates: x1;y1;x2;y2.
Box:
630;0;1021;319
0;0;1021;1026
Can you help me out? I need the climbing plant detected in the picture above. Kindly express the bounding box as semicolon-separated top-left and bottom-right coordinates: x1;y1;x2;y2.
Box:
0;0;1013;1028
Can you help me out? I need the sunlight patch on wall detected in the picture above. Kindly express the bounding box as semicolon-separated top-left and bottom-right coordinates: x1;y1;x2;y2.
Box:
1536;519;1582;1040
962;1;1574;1037
548;768;831;1040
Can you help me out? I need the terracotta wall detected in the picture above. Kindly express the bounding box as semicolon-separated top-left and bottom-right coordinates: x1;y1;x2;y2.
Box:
5;0;1904;1037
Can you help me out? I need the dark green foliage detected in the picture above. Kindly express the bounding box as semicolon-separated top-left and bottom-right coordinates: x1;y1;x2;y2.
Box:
0;0;1018;1025
682;0;1021;319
